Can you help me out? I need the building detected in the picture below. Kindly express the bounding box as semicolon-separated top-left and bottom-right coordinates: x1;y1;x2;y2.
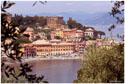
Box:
74;41;86;55
23;44;37;57
50;31;56;40
84;27;95;38
55;29;63;38
23;27;34;41
32;39;51;56
71;33;83;43
51;41;75;55
22;39;75;56
38;32;46;38
63;29;72;41
46;16;68;29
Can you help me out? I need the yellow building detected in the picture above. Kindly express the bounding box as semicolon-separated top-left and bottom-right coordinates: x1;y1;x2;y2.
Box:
51;42;74;55
32;39;51;56
55;30;63;38
29;39;75;56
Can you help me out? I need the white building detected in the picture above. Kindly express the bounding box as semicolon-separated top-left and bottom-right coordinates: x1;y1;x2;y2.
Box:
85;27;94;38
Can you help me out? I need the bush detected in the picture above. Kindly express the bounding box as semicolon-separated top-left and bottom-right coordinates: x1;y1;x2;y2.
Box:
74;44;124;83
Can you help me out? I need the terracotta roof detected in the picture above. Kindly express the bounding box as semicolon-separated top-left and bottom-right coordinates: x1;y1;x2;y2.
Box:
32;39;50;45
63;29;71;31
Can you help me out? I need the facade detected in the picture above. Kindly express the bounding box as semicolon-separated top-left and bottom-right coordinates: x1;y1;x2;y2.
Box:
85;27;94;38
55;29;63;38
23;39;75;56
74;41;86;55
63;29;72;41
50;28;84;42
32;39;51;56
51;42;75;55
23;45;37;57
50;31;56;40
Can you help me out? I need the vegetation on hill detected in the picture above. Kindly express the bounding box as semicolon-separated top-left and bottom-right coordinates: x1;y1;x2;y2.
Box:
67;18;84;30
12;14;47;27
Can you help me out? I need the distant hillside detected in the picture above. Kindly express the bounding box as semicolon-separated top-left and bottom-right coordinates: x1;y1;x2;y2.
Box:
26;12;123;26
81;13;117;25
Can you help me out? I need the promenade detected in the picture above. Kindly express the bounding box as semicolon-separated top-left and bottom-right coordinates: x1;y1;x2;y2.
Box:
22;56;82;62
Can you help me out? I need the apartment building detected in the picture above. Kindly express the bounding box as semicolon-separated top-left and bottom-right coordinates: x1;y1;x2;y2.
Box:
23;39;75;56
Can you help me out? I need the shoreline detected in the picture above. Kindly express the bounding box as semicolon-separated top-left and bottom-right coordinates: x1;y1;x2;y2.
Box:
3;57;82;65
22;57;82;62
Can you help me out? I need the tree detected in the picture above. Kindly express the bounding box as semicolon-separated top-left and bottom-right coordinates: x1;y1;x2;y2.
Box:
74;44;124;83
74;1;124;83
67;18;83;30
46;34;51;40
55;36;62;40
109;1;124;41
96;31;105;38
1;1;48;83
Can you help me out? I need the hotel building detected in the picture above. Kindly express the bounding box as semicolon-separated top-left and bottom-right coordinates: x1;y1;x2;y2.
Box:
23;39;75;56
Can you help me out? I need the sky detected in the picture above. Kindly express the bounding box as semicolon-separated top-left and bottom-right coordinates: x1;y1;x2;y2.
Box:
3;1;124;42
6;1;114;15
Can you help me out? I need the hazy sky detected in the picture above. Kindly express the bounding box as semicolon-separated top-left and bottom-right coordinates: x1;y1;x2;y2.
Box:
6;1;114;15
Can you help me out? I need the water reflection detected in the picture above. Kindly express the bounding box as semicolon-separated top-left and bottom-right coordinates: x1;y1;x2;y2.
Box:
29;59;81;83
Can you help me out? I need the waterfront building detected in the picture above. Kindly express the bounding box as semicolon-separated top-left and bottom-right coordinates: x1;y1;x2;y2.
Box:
23;44;37;57
32;39;51;56
73;41;86;55
51;42;75;55
22;39;75;56
50;39;61;43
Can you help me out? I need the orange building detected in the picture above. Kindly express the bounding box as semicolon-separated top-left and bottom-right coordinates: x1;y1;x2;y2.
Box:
51;42;75;55
32;39;51;56
22;39;75;56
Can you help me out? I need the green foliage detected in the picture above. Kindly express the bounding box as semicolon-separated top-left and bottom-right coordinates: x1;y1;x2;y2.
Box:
55;36;62;40
46;34;51;40
74;44;124;83
1;69;27;83
12;14;47;26
34;36;41;41
13;36;32;44
67;18;83;30
1;1;48;83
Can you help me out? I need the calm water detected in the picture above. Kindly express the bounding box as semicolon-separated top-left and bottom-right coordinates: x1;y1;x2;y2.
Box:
29;59;81;83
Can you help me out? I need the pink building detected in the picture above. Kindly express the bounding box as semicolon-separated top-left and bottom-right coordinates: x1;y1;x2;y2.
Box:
50;31;56;40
